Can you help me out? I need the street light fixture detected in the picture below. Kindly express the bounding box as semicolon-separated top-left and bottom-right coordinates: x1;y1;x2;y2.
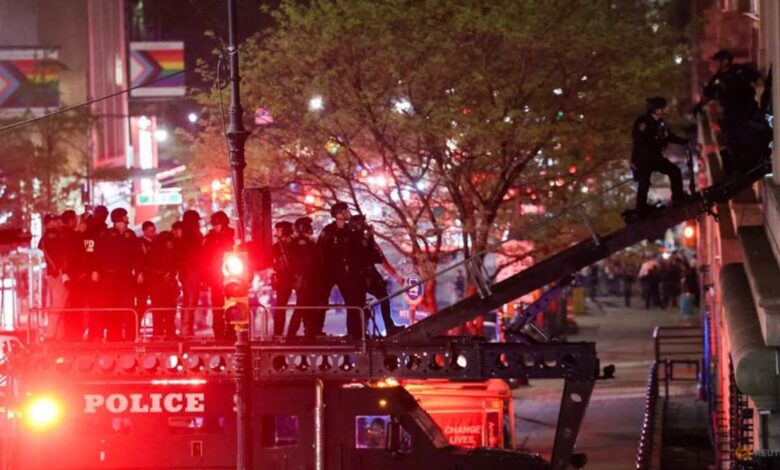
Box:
308;95;324;111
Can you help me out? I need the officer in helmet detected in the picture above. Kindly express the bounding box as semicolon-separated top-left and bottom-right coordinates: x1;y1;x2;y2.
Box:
693;49;770;170
317;202;366;339
349;214;404;336
202;211;236;342
631;97;689;215
287;217;323;338
92;207;143;341
271;221;294;337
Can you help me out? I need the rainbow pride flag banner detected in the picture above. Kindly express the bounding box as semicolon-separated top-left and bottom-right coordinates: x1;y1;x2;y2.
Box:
129;41;185;98
0;48;60;117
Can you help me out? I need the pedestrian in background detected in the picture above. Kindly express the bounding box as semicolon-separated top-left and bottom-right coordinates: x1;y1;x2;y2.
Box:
271;221;294;337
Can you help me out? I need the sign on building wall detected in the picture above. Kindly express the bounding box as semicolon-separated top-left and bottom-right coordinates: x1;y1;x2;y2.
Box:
129;41;185;97
0;48;60;117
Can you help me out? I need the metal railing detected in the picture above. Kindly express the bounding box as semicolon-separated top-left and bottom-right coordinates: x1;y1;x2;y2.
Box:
653;325;704;399
27;304;372;345
636;361;660;470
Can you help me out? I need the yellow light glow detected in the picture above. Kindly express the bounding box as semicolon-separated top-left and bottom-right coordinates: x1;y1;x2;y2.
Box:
683;225;695;239
24;396;62;431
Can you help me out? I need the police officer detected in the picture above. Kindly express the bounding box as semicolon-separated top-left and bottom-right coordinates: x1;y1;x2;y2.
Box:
136;221;156;321
179;210;202;336
287;217;322;339
148;230;179;339
271;221;294;337
349;214;404;336
693;50;771;169
202;211;235;342
93;208;143;341
632;97;688;214
39;214;69;339
317;202;366;339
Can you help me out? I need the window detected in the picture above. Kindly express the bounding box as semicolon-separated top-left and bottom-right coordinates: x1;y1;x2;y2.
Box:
261;415;299;447
356;415;390;449
355;415;413;451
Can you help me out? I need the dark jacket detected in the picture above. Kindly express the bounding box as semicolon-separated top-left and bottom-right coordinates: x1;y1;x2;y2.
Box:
39;229;70;277
94;227;143;277
703;63;761;116
289;236;321;291
317;222;358;280
631;113;687;164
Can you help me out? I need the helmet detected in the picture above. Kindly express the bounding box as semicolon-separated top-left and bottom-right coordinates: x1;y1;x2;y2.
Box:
645;96;667;113
349;214;367;227
711;49;733;62
210;211;229;226
94;205;109;222
330;202;348;218
110;207;128;223
183;209;200;224
294;217;313;235
275;221;293;237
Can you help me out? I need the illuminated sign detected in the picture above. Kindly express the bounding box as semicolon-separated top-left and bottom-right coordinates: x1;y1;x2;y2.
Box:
83;392;205;414
136;190;183;206
438;413;483;448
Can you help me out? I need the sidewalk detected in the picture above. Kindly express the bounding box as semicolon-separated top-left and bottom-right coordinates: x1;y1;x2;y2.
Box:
514;296;698;469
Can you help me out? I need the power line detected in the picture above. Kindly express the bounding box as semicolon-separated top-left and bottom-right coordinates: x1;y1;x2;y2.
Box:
0;69;187;135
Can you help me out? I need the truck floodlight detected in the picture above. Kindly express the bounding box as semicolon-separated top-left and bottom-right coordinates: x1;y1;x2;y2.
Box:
24;395;62;431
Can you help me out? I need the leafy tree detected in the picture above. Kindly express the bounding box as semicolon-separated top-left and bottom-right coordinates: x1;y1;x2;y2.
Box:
191;0;688;311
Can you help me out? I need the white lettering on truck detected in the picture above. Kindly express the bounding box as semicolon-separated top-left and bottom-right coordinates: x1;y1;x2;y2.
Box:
83;393;206;414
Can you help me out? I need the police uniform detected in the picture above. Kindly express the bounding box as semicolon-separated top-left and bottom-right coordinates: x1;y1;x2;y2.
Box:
287;235;322;338
202;225;235;341
68;221;102;340
94;226;143;341
702;63;771;167
631;111;686;212
148;231;180;338
317;222;367;338
271;237;294;336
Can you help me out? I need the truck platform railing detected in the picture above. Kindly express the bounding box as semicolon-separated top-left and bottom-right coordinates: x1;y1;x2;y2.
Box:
653;325;704;399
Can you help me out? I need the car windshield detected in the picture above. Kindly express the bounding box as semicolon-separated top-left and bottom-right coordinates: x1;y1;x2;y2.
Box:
406;405;450;449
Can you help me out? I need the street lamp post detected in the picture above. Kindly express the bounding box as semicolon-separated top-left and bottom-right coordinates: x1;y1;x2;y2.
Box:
225;1;252;469
226;0;249;244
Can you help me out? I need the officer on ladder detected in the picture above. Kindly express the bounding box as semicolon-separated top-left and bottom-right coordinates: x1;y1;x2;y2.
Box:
631;96;689;215
271;221;294;337
693;49;771;170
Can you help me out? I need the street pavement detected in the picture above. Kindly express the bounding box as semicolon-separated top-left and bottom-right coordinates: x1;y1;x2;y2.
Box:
514;296;699;469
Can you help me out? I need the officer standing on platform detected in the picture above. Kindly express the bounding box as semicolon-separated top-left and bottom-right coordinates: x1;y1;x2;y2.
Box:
148;230;179;339
136;221;156;320
287;217;322;339
202;211;236;342
93;208;143;341
318;202;366;339
349;214;404;336
632;96;689;215
179;210;202;337
271;221;294;337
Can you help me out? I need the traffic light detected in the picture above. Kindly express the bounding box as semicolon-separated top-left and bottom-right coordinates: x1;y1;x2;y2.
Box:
223;250;250;328
682;221;697;249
